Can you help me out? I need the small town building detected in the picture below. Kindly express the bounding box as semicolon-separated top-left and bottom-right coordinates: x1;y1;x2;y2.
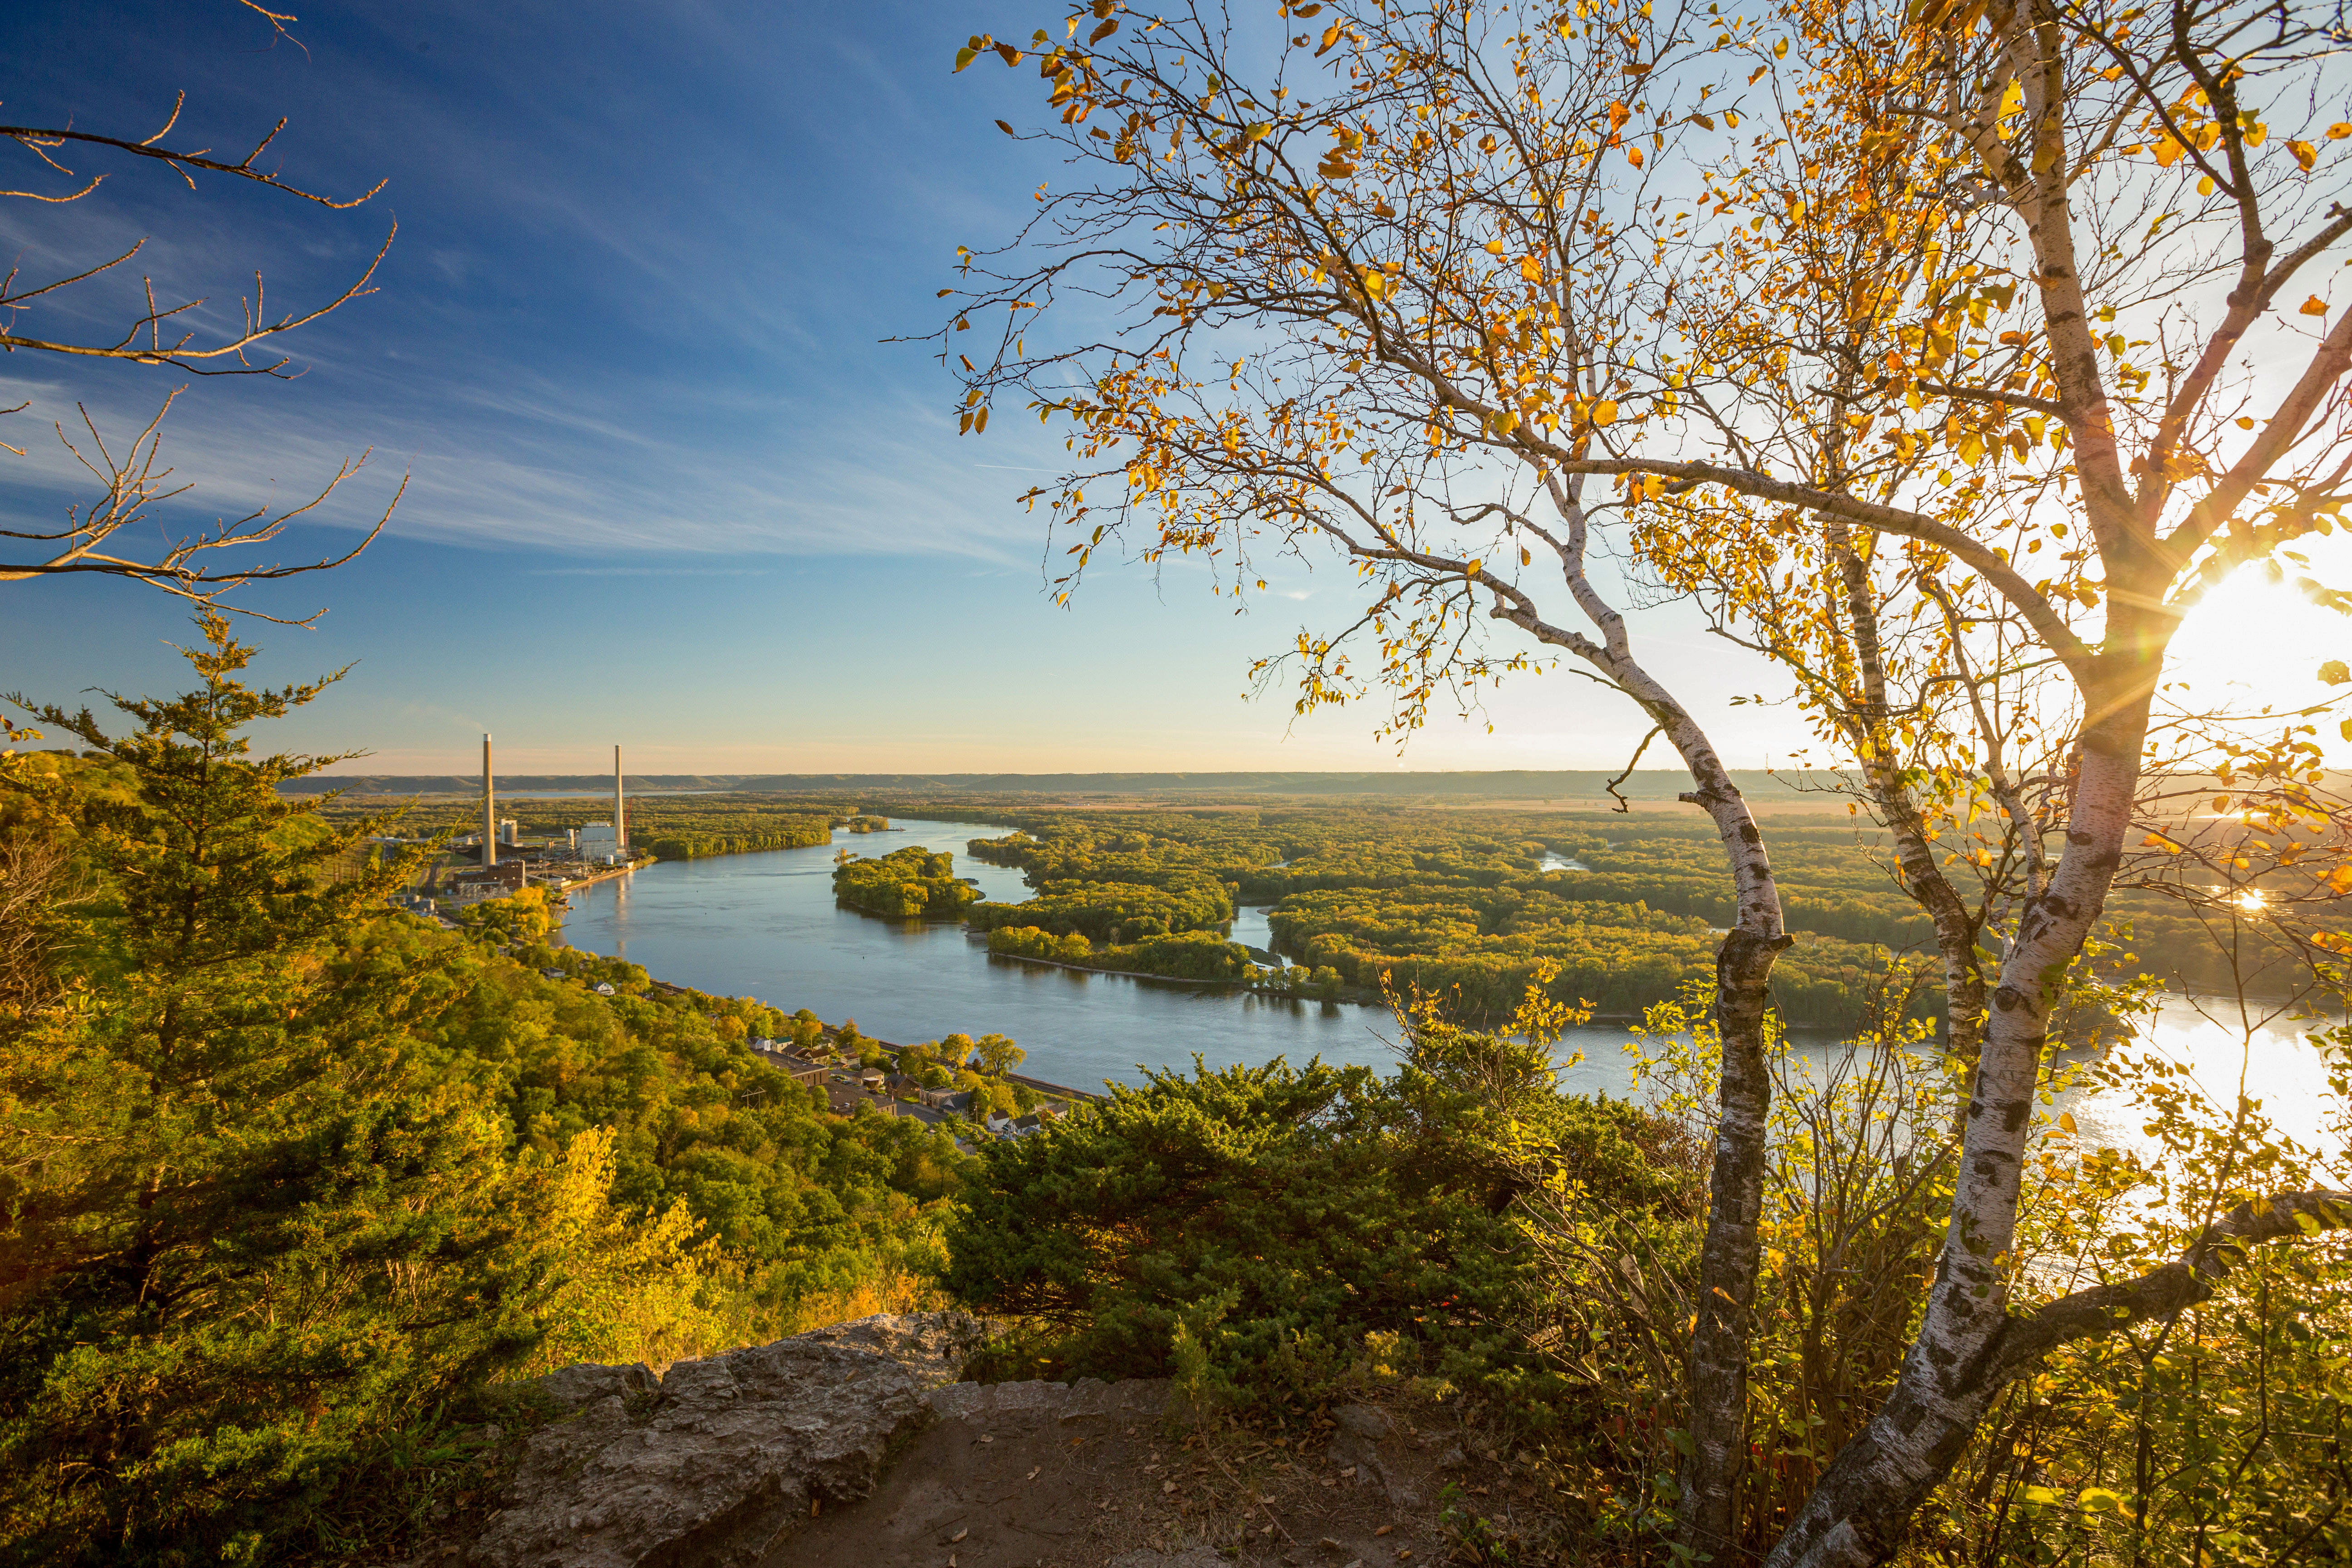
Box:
748;1044;827;1086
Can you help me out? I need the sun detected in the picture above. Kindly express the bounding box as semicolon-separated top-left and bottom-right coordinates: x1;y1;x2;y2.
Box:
2159;541;2352;762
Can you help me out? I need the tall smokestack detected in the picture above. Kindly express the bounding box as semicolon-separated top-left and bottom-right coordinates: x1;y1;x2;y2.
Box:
482;734;496;867
614;744;627;858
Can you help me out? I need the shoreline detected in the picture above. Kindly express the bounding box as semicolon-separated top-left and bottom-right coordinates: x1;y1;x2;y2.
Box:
980;944;1317;996
549;858;649;896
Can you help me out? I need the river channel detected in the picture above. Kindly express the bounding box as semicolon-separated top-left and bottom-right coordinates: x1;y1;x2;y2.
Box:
558;817;1651;1094
559;818;2342;1158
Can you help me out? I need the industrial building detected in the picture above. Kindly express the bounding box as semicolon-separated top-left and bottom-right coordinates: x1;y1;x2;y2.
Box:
416;737;639;906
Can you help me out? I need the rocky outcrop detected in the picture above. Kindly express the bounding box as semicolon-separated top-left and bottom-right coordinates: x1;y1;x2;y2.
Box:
450;1313;988;1568
436;1316;1456;1568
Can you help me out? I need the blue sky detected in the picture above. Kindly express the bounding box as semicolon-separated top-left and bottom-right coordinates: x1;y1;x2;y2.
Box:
2;1;2325;774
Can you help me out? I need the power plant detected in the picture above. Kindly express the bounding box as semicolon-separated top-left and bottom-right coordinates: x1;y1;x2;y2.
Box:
408;737;639;915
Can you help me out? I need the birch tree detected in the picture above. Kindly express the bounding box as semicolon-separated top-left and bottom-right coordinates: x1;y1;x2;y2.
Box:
1;0;395;616
940;0;2352;1560
936;4;1788;1548
1570;0;2352;1558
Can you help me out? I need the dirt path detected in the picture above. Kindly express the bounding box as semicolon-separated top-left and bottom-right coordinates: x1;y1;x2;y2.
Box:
764;1378;1482;1568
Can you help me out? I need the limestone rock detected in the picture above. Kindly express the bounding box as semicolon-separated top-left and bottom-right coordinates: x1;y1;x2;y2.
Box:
454;1313;985;1568
1326;1402;1414;1505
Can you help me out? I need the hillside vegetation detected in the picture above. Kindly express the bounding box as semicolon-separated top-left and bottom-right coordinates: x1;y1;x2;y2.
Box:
0;626;962;1568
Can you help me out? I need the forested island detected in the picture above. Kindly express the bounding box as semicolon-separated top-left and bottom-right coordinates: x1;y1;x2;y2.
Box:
830;844;983;920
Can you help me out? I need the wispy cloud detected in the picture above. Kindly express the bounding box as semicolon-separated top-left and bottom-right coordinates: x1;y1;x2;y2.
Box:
526;564;769;577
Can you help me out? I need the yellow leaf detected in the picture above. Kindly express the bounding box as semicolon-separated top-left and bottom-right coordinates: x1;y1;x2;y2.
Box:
1361;270;1388;300
2197;174;2215;195
2059;1111;2077;1134
2151;137;2185;167
1519;255;1544;282
2290;139;2318;172
1627;146;1644;167
1773;37;1788;58
2331;123;2352;140
2301;295;2330;317
1590;399;1619;426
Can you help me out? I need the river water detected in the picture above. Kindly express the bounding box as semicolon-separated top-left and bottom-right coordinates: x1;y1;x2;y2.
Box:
559;817;1645;1094
559;819;2343;1159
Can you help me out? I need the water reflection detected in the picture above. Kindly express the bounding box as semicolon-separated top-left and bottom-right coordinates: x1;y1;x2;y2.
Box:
2060;996;2343;1161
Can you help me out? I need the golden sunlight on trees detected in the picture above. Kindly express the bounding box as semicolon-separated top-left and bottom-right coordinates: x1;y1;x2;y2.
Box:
938;1;2352;1561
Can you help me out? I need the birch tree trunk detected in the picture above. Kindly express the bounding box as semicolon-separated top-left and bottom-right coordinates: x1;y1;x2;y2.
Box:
1662;709;1793;1559
1760;627;2162;1567
1491;485;1791;1557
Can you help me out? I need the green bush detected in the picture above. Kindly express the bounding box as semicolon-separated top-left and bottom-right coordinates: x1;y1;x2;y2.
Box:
943;1013;1692;1423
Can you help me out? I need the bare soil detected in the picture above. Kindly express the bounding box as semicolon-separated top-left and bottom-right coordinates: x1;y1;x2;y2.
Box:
762;1382;1529;1568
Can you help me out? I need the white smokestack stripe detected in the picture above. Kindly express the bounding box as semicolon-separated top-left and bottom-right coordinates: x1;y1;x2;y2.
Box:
482;734;496;868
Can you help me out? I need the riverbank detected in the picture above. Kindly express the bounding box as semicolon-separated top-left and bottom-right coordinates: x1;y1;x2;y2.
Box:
981;943;1291;994
548;857;650;896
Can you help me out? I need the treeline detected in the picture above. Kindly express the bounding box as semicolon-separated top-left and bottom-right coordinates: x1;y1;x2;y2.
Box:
831;846;982;920
941;805;2334;1027
639;819;833;861
966;827;1240;941
305;791;857;863
986;924;1253;982
0;630;964;1566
